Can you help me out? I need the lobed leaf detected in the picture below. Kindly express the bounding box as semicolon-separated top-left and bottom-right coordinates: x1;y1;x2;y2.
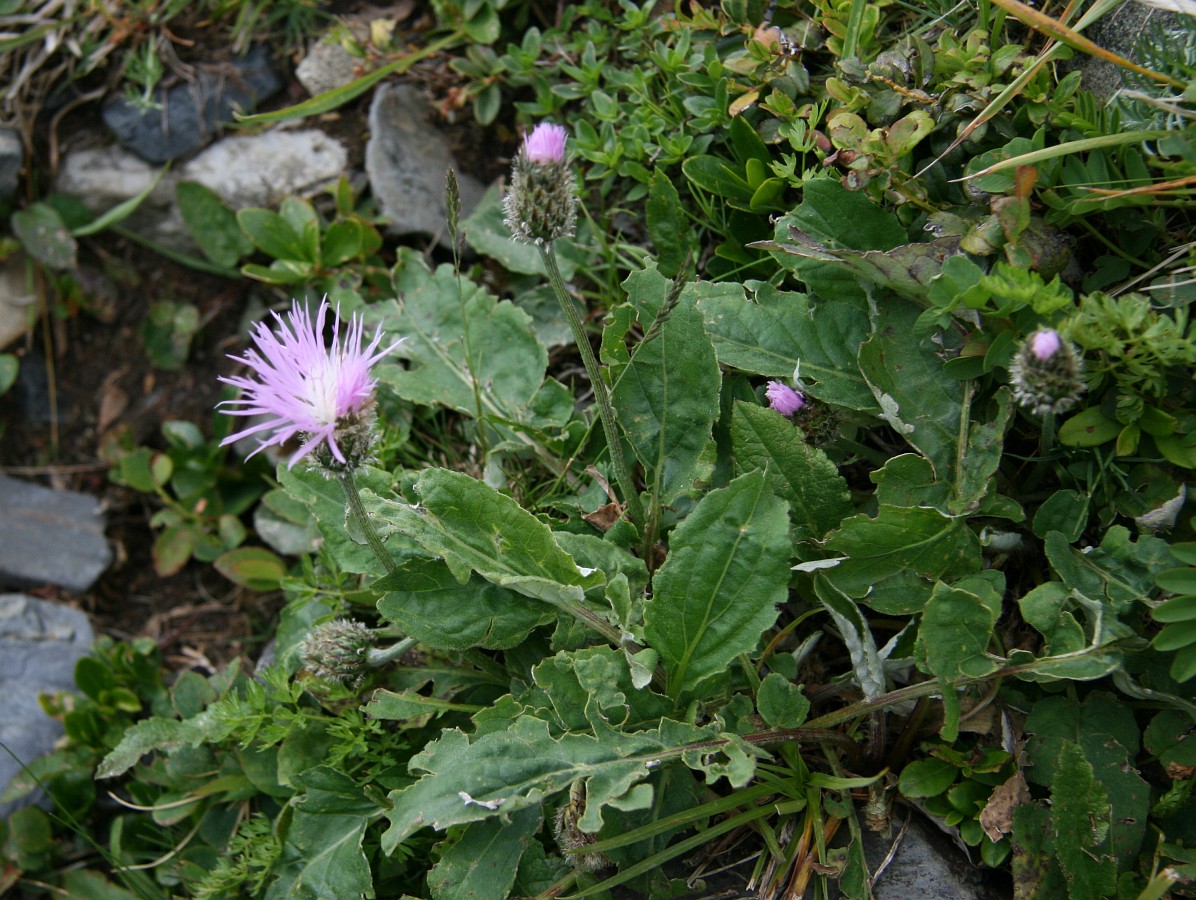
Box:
371;249;566;443
822;505;981;603
98;712;221;779
756;673;810;729
759;178;907;302
280;465;406;575
380;715;721;853
1049;741;1117;897
376;558;556;651
1025;693;1149;869
531;646;675;734
646;170;690;278
916;581;1001;740
1045;525;1171;615
427;807;542;900
270;768;381;900
952;388;1013;515
367;468;598;613
858;299;967;484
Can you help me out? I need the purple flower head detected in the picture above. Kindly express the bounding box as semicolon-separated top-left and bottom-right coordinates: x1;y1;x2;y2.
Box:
523;122;568;164
766;381;806;417
218;298;401;468
505;123;575;243
1029;329;1062;361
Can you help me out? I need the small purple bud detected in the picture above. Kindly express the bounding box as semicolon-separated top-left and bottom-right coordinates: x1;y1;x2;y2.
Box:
1029;329;1062;361
1010;328;1086;416
523;123;568;164
766;381;806;417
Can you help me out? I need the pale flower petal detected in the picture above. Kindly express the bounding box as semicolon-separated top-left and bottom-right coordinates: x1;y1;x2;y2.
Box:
766;381;806;417
218;298;401;467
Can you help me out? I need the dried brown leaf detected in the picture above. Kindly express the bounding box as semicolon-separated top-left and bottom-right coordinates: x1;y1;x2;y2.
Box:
980;769;1031;842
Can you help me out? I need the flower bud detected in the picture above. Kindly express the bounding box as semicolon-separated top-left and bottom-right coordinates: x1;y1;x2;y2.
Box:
524;123;567;164
300;619;373;684
503;123;577;245
553;781;609;872
1010;328;1086;416
1029;329;1062;361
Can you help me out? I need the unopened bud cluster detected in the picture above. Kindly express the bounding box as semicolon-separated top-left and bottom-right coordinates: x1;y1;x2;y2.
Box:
300;618;374;684
553;782;610;872
1010;328;1086;416
503;123;577;246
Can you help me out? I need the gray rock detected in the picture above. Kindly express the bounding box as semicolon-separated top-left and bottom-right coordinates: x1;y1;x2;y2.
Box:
183;130;348;211
102;45;283;163
1080;2;1184;103
0;127;22;197
0;593;94;819
365;83;485;247
861;812;1003;900
8;349;73;427
296;34;362;97
0;252;34;349
55;129;348;250
0;474;111;592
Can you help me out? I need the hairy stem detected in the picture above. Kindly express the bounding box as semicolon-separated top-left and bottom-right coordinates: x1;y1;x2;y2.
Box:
539;244;645;530
339;469;396;575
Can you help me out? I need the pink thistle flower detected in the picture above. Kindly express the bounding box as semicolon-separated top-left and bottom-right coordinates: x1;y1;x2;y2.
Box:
218;298;401;468
1029;329;1062;361
766;381;806;417
523;122;568;164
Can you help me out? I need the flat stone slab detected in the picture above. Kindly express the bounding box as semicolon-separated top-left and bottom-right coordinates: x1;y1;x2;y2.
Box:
102;45;282;163
0;253;34;349
365;82;485;247
0;474;111;592
0;593;94;819
56;128;348;251
0;126;22;198
864;812;1001;900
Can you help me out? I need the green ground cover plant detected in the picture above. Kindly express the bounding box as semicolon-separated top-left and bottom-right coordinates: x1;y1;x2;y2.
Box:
3;0;1195;897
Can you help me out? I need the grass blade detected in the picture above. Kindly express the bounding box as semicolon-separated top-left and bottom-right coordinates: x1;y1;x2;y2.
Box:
233;32;463;126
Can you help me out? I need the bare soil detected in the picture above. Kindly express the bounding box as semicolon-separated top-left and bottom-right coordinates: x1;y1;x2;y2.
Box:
0;0;510;675
0;239;282;673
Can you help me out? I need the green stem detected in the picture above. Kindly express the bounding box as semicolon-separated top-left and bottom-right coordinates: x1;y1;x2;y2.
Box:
802;645;1126;731
339;468;396;575
1040;408;1057;456
1021;410;1057;495
539;243;645;529
366;637;417;668
446;168;490;464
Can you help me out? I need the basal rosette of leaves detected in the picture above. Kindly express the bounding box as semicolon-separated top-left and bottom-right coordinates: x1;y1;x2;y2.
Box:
80;236;1193;898
7;0;1196;898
